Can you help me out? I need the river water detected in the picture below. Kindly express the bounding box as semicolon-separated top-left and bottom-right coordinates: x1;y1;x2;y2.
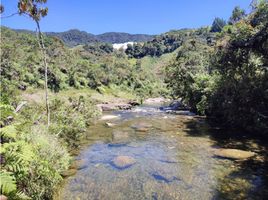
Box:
56;104;268;200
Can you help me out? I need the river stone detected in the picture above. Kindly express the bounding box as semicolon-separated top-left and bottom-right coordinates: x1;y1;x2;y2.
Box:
214;149;255;160
112;156;136;169
150;171;180;183
109;130;130;146
100;115;119;120
61;169;77;177
0;195;7;200
70;159;87;170
105;122;116;127
131;122;153;132
97;103;132;111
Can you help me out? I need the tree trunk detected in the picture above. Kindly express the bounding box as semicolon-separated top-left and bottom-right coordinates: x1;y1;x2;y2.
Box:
35;20;50;127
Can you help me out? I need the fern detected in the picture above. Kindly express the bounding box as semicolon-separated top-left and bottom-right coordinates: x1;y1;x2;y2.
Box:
0;171;17;194
0;125;18;139
1;141;34;173
14;191;31;200
0;103;15;125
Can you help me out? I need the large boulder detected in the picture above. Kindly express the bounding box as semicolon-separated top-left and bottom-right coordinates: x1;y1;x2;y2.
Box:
214;149;255;160
112;156;136;169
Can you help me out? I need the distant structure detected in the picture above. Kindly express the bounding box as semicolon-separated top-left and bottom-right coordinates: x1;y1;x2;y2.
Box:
113;42;134;50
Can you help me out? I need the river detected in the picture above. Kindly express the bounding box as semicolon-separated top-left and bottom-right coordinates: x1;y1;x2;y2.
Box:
56;104;268;200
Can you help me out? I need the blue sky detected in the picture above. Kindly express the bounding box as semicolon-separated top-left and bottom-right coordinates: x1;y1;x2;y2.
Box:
1;0;252;34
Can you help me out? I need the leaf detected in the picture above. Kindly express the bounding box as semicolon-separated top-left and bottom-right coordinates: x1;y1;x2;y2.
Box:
0;171;17;194
0;125;17;139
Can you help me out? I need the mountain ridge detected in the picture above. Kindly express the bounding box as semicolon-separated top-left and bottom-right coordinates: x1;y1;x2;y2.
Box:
9;27;154;46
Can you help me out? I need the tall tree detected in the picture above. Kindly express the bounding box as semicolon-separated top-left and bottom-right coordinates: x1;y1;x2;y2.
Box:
228;6;246;24
211;17;226;32
17;0;50;126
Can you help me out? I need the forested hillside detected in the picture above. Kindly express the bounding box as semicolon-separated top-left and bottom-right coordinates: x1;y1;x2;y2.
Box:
14;28;154;46
0;25;165;200
1;27;166;97
125;28;216;58
165;1;268;133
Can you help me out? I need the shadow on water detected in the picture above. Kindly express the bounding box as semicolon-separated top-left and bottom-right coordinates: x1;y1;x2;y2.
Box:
183;118;268;200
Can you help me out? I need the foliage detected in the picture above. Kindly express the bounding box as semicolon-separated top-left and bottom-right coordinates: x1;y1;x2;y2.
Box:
207;1;268;132
165;1;268;133
48;96;101;148
0;120;71;200
44;29;154;47
228;6;246;25
0;26;163;98
211;17;227;32
0;171;17;194
126;28;215;58
165;39;215;114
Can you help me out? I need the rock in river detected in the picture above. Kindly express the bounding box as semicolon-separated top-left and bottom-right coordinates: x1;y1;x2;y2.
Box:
112;156;136;169
100;115;120;121
214;148;255;160
150;171;180;183
109;130;130;147
97;103;132;111
61;169;77;177
131;122;153;132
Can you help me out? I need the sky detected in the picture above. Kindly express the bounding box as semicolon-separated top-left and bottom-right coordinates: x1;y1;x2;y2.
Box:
1;0;252;34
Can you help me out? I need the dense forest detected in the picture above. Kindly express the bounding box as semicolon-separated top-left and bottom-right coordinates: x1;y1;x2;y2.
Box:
165;2;268;133
0;0;268;200
14;29;154;47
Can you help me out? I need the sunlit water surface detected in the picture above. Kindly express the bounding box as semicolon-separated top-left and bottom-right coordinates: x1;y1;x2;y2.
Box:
56;104;267;200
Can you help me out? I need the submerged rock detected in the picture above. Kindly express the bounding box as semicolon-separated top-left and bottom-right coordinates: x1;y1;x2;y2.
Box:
61;169;77;177
150;171;180;183
214;149;255;160
131;122;153;132
70;159;87;170
112;156;136;169
109;130;130;147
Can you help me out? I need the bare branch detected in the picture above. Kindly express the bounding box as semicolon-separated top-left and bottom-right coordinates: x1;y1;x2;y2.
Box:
0;12;19;19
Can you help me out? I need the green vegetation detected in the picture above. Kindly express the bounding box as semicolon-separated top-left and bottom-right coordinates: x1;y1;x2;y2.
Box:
1;1;268;199
211;17;227;32
125;28;215;58
165;1;268;133
0;2;165;198
45;30;153;47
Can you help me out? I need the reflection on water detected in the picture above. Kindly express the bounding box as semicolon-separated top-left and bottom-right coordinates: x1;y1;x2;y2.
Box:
56;105;267;200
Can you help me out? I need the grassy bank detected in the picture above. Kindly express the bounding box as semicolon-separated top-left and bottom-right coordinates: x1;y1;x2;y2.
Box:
0;85;141;199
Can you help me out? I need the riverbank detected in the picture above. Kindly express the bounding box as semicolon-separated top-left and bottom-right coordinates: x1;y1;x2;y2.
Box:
4;87;268;200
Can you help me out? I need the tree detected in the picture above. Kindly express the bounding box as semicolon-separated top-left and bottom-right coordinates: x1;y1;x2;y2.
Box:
17;0;50;126
229;6;246;24
211;17;226;32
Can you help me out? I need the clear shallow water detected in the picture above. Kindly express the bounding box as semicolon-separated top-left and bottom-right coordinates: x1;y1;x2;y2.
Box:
56;105;268;200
